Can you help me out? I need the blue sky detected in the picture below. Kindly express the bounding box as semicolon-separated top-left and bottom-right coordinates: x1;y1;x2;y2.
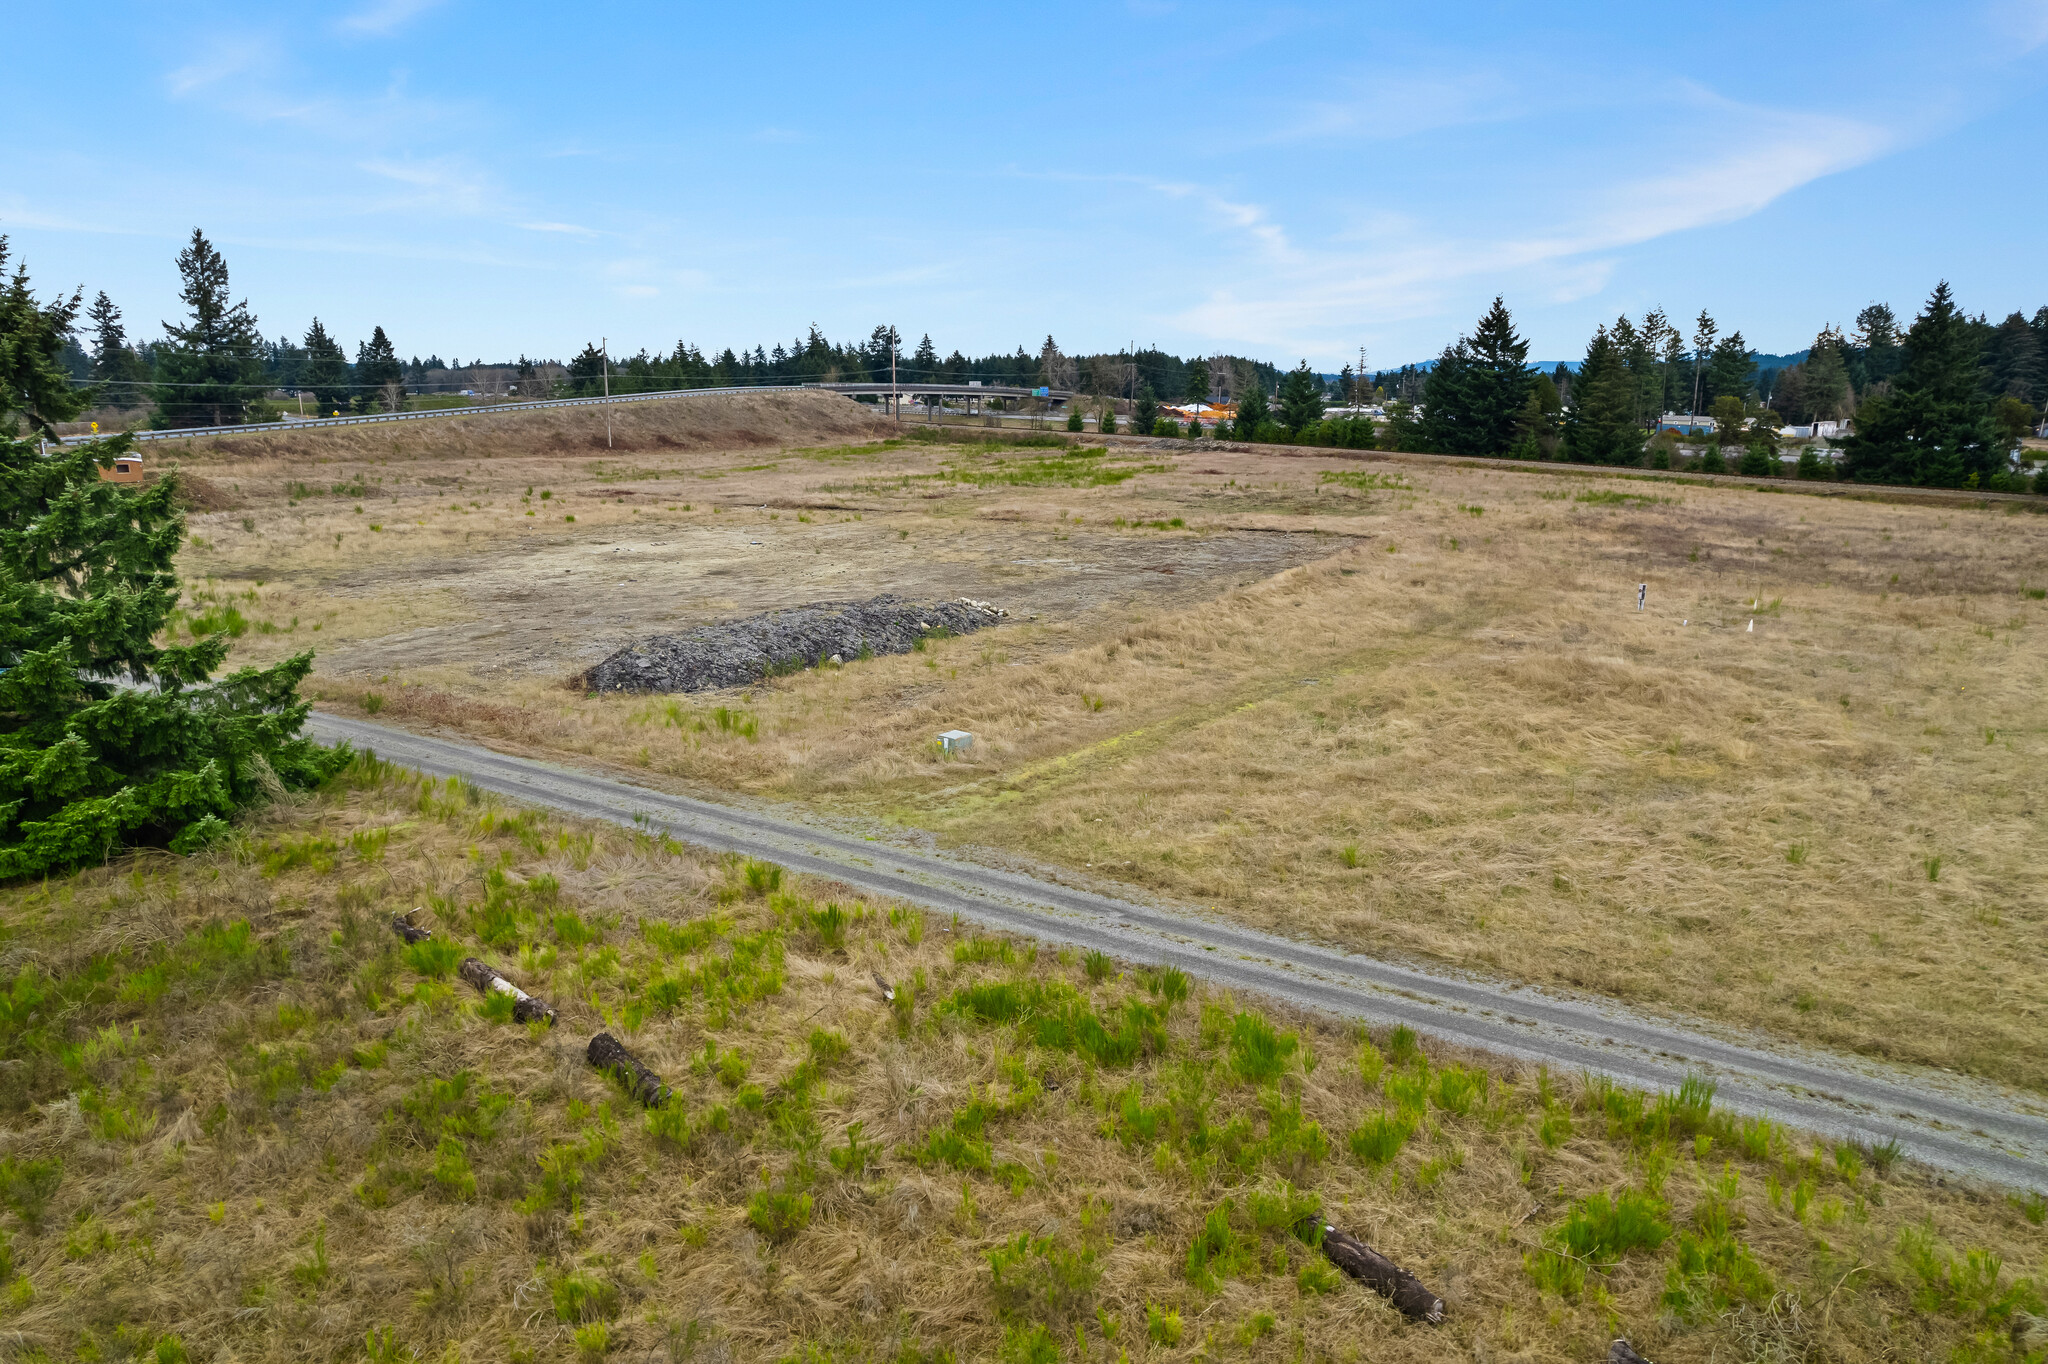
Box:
4;1;2044;370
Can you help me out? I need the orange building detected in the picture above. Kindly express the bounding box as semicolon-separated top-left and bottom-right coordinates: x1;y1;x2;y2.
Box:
98;456;145;484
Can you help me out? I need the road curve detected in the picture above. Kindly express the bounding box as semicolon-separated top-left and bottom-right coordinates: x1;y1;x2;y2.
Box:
308;711;2048;1190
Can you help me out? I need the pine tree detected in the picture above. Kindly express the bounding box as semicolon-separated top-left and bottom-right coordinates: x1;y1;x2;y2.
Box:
1989;312;2044;404
152;229;265;427
1562;326;1644;466
1133;384;1160;436
1231;383;1269;441
913;334;939;377
354;326;404;412
1851;303;1904;390
1;258;342;876
1840;283;2002;488
83;291;149;406
1703;332;1756;407
1184;359;1210;406
1;239;86;435
1420;297;1532;455
301;318;350;415
1277;360;1323;436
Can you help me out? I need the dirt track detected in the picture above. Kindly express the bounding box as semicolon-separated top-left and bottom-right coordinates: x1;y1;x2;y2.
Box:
308;710;2048;1192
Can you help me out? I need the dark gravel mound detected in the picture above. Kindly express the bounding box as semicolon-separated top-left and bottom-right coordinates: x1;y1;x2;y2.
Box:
581;595;1006;694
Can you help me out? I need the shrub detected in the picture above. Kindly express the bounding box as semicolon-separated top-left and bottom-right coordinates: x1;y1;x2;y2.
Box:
742;859;783;896
1065;409;1083;432
1356;1036;1385;1089
1144;966;1190;1004
1186;1200;1254;1291
1387;1025;1422;1066
1146;1303;1183;1345
1432;1063;1487;1116
1083;949;1113;982
806;902;849;952
0;1155;63;1229
552;1269;621;1323
986;1233;1100;1326
402;937;463;979
1349;1111;1414;1165
1552;1189;1671;1268
1226;1011;1299;1084
745;1183;814;1241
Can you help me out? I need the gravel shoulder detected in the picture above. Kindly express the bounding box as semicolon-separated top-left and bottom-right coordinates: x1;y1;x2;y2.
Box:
308;709;2048;1191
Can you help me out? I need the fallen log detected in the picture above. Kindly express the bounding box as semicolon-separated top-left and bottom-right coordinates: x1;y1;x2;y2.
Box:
1312;1222;1445;1324
587;1032;670;1107
458;957;556;1026
390;910;432;945
1609;1341;1653;1364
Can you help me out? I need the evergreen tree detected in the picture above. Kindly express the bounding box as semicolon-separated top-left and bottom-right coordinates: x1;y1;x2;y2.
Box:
1184;358;1209;406
1988;311;2044;404
1277;360;1323;435
354;326;404;412
1133;384;1159;435
0;257;341;876
1420;297;1532;455
1840;283;2002;488
1851;303;1903;391
1703;331;1756;407
1231;383;1269;440
1561;325;1644;466
912;334;939;378
1687;311;1718;416
152;229;265;427
84;291;150;404
1;239;86;435
300;319;350;414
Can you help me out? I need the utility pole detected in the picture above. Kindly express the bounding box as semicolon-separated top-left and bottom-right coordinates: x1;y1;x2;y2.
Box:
602;336;612;448
1358;345;1368;410
890;327;899;422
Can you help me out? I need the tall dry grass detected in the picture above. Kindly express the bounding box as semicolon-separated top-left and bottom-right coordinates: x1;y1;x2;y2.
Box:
0;767;2038;1360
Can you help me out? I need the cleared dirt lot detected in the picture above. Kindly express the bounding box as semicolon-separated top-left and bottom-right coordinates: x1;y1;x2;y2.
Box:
160;391;2048;1091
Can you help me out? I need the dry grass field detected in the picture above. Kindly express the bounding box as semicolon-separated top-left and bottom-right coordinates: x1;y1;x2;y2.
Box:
152;391;2048;1092
0;765;2041;1362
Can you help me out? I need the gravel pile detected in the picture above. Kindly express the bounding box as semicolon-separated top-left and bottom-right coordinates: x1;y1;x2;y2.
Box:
581;595;1006;694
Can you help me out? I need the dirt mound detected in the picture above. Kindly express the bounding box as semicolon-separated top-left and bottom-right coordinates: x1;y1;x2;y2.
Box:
581;595;1006;694
151;389;894;465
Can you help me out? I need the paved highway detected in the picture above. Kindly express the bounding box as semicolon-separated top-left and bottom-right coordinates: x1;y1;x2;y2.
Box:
306;711;2048;1190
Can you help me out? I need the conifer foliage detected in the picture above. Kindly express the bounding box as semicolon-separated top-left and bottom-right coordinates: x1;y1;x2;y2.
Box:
1;260;342;879
1840;283;2003;488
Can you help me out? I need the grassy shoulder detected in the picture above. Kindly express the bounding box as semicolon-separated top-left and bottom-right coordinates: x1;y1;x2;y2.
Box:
0;765;2041;1361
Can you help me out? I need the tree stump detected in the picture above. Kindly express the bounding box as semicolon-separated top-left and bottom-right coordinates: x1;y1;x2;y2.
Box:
587;1032;670;1107
1312;1222;1446;1324
389;912;431;945
1609;1341;1654;1364
458;957;556;1026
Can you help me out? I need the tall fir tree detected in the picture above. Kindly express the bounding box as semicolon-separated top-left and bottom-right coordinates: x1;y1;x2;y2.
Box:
1988;311;2044;405
152;229;265;427
84;291;150;402
1;253;342;876
1;238;85;434
300;318;350;415
1562;325;1645;466
1420;296;1532;455
1703;332;1756;407
1840;283;2002;488
1230;382;1269;440
1184;358;1210;406
1277;360;1323;435
353;326;403;412
1850;303;1904;391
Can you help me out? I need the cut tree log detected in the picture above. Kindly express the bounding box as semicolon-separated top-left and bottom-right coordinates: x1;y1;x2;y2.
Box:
390;910;432;945
1312;1222;1446;1324
587;1032;670;1107
458;957;556;1026
1608;1341;1654;1364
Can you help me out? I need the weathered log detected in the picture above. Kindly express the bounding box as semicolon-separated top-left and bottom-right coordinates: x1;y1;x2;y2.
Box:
587;1032;670;1107
872;972;896;1002
458;957;556;1026
390;911;432;945
1313;1222;1445;1324
1608;1341;1654;1364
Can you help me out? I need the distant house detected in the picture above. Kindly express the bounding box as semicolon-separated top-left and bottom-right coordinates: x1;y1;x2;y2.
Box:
1657;413;1715;435
1778;420;1847;440
97;456;144;484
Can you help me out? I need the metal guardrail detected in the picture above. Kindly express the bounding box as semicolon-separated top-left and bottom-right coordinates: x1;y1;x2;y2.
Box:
57;380;1077;446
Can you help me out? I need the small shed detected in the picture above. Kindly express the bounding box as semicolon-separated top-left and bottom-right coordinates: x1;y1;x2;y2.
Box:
937;729;974;752
98;457;145;484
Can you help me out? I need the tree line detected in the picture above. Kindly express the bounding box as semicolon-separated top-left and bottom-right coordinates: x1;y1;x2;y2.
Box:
1134;291;2044;493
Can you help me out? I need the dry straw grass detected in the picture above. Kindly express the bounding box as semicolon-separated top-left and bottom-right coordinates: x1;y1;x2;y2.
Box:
159;398;2048;1090
0;767;2040;1361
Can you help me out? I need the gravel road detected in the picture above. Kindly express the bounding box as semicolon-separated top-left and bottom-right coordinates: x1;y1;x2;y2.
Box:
308;710;2048;1190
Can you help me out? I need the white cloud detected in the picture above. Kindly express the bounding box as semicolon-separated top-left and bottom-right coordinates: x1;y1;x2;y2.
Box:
358;157;497;216
337;0;444;37
1170;97;1894;355
520;221;600;237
